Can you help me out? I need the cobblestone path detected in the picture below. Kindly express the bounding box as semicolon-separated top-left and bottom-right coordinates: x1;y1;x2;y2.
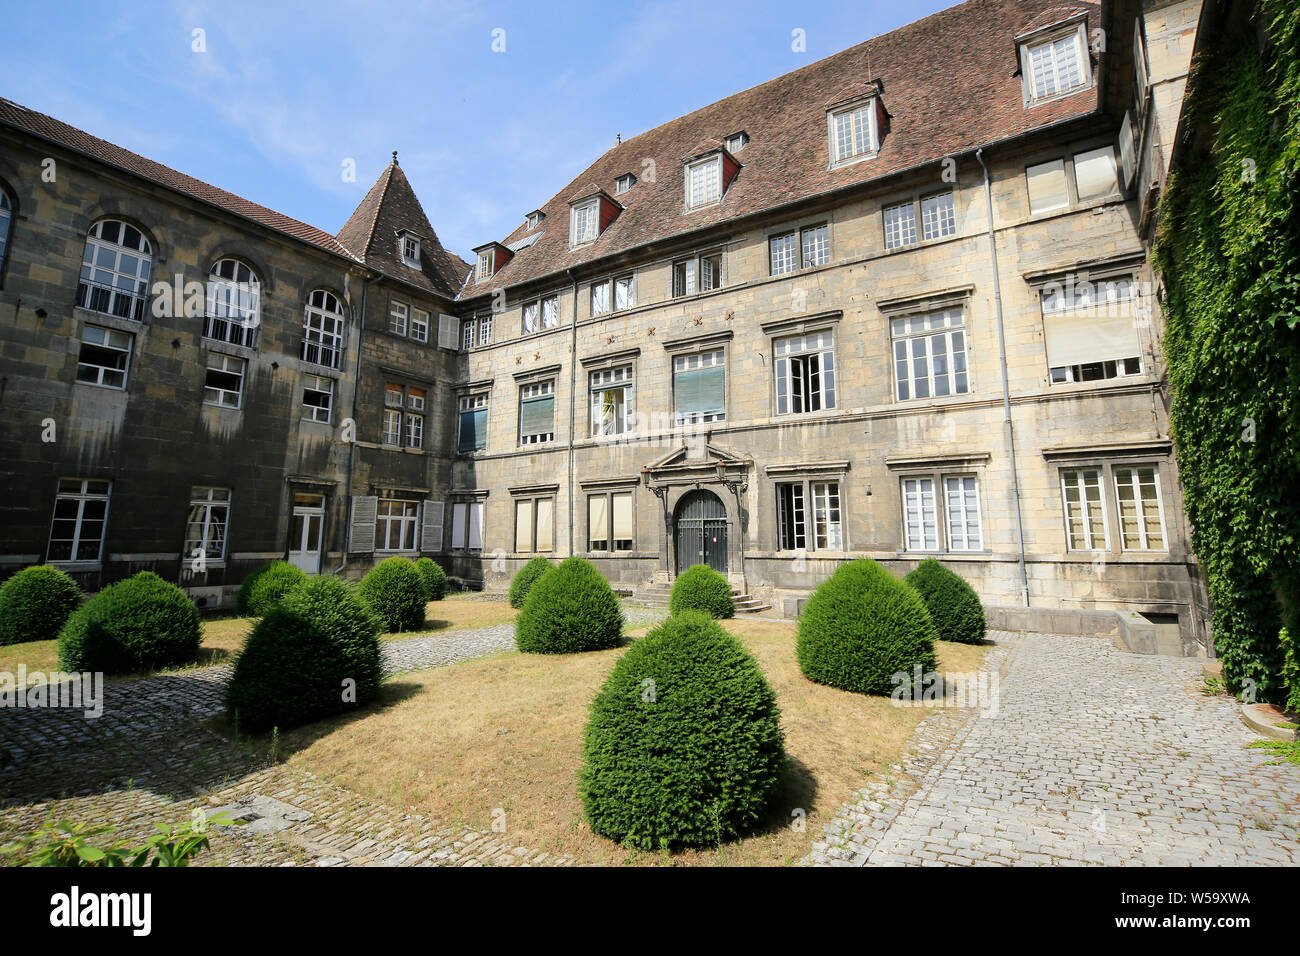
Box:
806;632;1299;866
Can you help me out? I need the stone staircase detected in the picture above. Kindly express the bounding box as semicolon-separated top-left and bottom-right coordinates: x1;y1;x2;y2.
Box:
629;581;771;614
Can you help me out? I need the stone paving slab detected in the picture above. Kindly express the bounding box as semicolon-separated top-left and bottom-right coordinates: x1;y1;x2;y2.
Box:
805;632;1299;866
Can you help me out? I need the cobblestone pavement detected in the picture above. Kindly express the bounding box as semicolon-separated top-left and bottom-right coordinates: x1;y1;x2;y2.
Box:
806;632;1299;866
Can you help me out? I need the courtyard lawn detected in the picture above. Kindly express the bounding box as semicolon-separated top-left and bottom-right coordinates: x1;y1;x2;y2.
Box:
275;618;988;866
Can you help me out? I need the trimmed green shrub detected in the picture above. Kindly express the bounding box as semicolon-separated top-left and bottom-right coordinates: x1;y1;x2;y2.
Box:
0;565;81;646
796;559;938;695
515;557;621;654
414;558;447;602
904;558;986;645
508;556;552;609
235;561;307;616
357;557;427;633
669;564;735;619
226;576;383;732
57;571;201;673
581;611;785;850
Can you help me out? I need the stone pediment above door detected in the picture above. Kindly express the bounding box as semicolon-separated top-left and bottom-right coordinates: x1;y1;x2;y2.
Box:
642;440;752;489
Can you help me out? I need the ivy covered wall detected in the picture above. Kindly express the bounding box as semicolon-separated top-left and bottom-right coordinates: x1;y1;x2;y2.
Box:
1153;0;1300;703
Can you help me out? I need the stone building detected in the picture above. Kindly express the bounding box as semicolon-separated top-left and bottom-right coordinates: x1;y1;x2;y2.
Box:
0;0;1211;650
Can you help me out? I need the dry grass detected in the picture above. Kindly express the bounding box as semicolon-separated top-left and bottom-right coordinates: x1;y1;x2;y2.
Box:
415;595;518;634
281;617;989;866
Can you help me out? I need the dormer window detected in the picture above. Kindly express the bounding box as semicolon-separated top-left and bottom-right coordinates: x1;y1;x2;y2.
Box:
570;198;600;246
614;173;636;195
725;131;749;153
828;98;878;167
1021;21;1090;103
526;209;545;230
476;249;494;280
685;155;722;208
399;233;421;268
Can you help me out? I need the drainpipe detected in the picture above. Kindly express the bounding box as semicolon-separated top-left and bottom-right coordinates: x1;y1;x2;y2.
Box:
976;148;1030;608
566;269;578;556
329;269;382;576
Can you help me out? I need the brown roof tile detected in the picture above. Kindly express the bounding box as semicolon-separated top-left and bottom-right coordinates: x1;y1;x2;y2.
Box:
460;0;1101;300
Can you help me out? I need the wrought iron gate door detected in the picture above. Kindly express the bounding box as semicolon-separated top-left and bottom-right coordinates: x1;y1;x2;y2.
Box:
674;489;727;575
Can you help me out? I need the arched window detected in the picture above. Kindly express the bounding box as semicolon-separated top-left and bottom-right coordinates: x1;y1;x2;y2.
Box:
0;191;13;274
302;289;345;369
76;219;152;321
204;257;261;347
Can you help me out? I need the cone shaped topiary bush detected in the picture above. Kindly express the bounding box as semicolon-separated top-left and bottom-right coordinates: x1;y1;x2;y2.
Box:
515;557;622;653
904;558;986;645
414;558;447;602
235;561;308;616
226;576;383;733
508;556;553;609
357;557;427;633
669;564;735;618
581;610;785;850
0;564;82;646
57;571;201;673
796;559;938;695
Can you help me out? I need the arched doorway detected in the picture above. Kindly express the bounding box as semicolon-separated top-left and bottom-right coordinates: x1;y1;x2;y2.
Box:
674;489;727;575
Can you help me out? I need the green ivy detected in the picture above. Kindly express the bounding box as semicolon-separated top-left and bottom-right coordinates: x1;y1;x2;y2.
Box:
1152;0;1300;704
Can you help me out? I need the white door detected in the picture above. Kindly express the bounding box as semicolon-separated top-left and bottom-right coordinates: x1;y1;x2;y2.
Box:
289;493;324;574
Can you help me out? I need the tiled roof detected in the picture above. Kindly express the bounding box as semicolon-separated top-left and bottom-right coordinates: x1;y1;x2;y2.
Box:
0;97;359;261
460;0;1101;299
335;158;471;299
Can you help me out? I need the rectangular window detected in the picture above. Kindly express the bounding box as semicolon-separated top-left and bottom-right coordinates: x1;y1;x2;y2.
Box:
920;192;957;240
451;501;484;550
47;478;111;562
302;295;345;369
383;408;403;446
540;295;558;329
203;353;245;408
571;200;599;246
184;486;230;562
390;301;409;336
775;330;836;414
776;483;806;551
770;232;799;276
1042;277;1142;383
777;481;842;552
672;253;722;297
673;349;725;424
303;374;333;423
376;498;418;551
519;380;555;445
1027;159;1070;214
76;325;131;389
891;309;969;401
801;223;830;267
590;280;610;316
590;365;634;437
901;477;939;551
514;497;555;553
478;313;493;346
476;249;493;280
588;491;634;551
405;412;423;450
1026;29;1086;100
943;476;983;551
402;236;420;265
811;482;843;551
830;102;875;165
410;308;429;343
614;275;635;311
522;300;539;334
686;156;721;208
1114;466;1166;551
1061;468;1108;551
673;257;696;296
458;393;488;453
1073;147;1119;202
462;318;477;350
884;201;918;250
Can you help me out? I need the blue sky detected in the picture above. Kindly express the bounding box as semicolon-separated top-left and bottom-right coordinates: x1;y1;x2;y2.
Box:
4;0;953;261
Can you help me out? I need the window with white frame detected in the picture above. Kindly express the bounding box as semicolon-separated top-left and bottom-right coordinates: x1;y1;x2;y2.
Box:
76;325;132;389
776;480;843;552
401;234;420;267
902;474;983;553
476;249;494;281
901;477;939;551
883;201;917;250
725;131;749;153
382;383;424;448
591;275;633;316
203;353;246;408
1114;466;1166;551
590;365;633;437
570;198;600;245
615;173;636;195
672;251;721;296
1041;275;1142;384
685;156;722;208
884;191;956;251
770;223;829;275
775;330;836;414
76;219;152;321
389;301;409;336
943;476;984;551
514;496;555;553
588;490;634;551
457;392;488;453
540;295;558;329
302;289;345;368
184;486;230;562
522;294;558;333
891;308;970;401
205;258;260;347
525;211;545;230
1023;26;1088;102
376;498;418;551
450;500;484;550
47;478;111;562
828;100;876;166
673;349;725;424
411;308;429;343
590;281;610;316
920;192;957;240
303;373;333;423
519;380;555;445
1060;468;1108;551
614;274;635;311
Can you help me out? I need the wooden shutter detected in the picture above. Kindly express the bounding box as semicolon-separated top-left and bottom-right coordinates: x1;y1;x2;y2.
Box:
469;502;484;551
349;495;377;553
420;500;444;553
451;502;467;549
437;313;459;349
